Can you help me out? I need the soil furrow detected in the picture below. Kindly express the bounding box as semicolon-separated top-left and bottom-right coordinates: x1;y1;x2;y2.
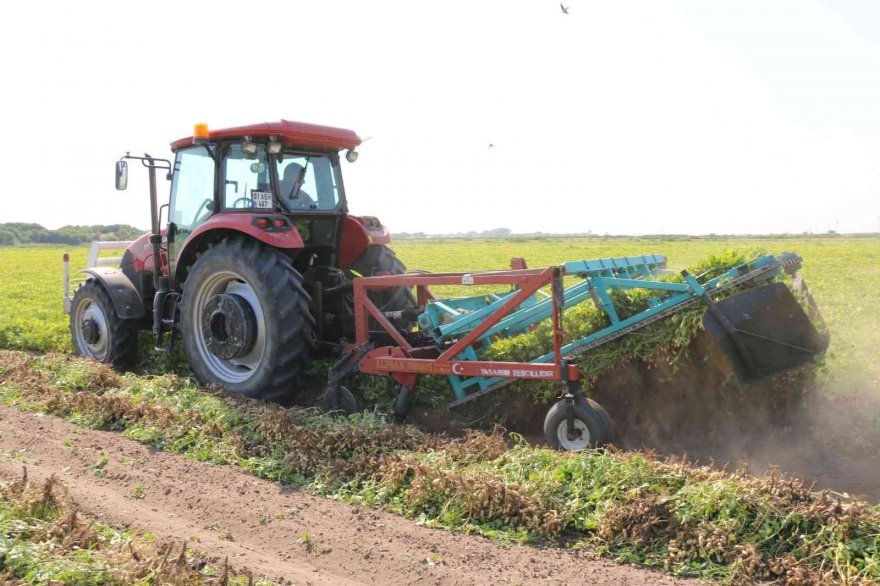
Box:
0;405;686;585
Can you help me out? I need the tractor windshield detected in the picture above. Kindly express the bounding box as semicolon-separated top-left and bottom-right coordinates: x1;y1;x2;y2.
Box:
276;154;342;212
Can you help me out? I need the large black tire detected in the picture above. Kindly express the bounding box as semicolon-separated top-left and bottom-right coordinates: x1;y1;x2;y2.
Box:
543;398;613;450
69;280;139;370
180;238;315;401
585;397;613;442
347;245;418;329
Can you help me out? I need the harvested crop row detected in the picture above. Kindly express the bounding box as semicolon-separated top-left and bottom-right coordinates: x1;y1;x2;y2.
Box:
0;467;270;585
1;350;877;584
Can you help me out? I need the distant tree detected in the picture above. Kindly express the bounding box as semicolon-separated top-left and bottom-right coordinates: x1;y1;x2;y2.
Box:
0;223;145;246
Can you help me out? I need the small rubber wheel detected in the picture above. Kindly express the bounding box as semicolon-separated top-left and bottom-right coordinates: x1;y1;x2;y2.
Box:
543;399;612;450
585;398;614;444
319;386;358;415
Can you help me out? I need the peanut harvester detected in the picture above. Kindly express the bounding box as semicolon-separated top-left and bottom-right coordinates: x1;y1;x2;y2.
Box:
63;121;825;452
325;252;828;450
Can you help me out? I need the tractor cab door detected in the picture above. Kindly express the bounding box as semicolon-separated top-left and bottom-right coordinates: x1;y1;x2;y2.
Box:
167;146;216;278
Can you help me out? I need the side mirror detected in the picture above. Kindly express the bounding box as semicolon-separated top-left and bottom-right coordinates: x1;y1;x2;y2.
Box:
115;160;128;191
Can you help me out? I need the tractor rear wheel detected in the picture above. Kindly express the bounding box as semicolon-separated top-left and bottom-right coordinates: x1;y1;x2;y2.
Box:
180;238;314;401
348;245;417;329
70;280;139;370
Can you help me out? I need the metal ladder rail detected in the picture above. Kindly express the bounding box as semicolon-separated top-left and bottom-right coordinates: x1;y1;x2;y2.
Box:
425;255;668;344
470;255;669;344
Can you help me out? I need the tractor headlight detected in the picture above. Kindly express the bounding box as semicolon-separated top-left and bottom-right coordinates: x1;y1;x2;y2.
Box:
268;141;282;154
346;149;358;163
242;140;258;155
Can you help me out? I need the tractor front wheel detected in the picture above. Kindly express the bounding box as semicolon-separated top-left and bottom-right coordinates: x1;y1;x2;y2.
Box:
180;238;314;401
69;280;139;369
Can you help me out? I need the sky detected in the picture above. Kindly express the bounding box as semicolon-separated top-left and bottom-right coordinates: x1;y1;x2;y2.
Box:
1;0;879;235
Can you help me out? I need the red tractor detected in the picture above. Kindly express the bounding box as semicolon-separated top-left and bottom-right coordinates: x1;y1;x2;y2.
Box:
67;121;416;404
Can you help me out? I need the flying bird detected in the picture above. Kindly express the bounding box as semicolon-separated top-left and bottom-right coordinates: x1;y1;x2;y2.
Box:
560;3;569;14
489;143;494;148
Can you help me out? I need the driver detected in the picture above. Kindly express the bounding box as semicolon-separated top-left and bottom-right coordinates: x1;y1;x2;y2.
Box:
279;163;316;209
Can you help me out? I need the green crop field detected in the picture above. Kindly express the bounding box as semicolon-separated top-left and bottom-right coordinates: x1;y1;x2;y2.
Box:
5;237;876;386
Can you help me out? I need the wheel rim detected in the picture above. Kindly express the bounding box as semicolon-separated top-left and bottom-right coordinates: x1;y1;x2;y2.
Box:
190;270;266;384
73;297;109;360
556;418;591;451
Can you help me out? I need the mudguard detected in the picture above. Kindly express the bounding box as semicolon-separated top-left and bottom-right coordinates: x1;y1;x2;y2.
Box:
82;267;146;319
172;213;306;286
338;215;391;269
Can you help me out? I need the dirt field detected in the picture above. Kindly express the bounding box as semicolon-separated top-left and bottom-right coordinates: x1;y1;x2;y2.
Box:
0;404;686;585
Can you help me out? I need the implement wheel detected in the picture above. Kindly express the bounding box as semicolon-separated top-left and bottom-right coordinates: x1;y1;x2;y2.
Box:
319;385;358;415
180;238;314;401
70;280;139;369
544;398;612;450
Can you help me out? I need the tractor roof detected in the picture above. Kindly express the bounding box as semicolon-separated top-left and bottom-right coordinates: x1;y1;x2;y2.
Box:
170;120;362;152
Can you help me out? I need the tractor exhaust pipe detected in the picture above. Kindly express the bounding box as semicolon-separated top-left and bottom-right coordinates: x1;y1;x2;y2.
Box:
146;154;171;344
118;152;171;294
145;154;164;293
118;152;173;347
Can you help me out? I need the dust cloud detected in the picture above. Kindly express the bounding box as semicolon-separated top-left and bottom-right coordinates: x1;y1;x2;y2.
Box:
463;331;880;502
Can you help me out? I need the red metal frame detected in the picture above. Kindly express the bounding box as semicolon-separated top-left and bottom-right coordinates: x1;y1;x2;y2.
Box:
351;267;579;389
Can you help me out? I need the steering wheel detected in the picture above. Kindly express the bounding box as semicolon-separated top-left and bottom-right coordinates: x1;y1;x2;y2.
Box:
192;198;213;226
231;197;254;209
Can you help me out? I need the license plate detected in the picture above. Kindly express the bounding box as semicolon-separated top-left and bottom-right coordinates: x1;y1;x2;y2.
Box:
251;191;274;209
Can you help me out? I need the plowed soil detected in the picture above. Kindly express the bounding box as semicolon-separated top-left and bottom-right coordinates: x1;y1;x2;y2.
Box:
0;405;686;585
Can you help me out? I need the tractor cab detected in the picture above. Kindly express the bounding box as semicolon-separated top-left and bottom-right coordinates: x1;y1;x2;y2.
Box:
163;122;361;278
171;137;347;224
68;120;415;401
112;122;392;286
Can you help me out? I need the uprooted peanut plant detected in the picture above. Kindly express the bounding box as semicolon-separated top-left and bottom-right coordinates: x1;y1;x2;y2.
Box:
0;466;270;584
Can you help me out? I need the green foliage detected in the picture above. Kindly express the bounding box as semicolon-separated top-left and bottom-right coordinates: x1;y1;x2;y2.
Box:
0;222;144;246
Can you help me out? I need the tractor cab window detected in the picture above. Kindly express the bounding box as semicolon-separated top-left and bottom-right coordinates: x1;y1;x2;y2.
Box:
276;154;341;212
170;147;215;237
222;144;273;211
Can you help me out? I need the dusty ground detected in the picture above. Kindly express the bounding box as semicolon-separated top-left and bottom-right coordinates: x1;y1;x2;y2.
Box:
0;404;688;586
423;332;880;503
